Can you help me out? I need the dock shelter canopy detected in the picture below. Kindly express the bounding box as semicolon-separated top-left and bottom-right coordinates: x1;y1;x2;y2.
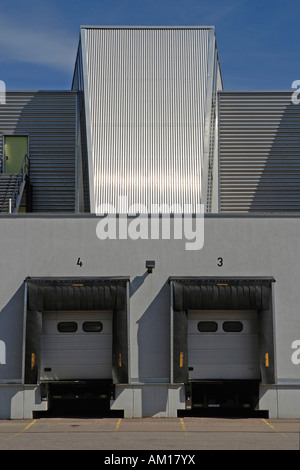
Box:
169;277;276;385
23;277;130;385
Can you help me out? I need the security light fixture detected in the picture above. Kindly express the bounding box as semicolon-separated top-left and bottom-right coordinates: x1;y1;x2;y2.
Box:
146;260;155;273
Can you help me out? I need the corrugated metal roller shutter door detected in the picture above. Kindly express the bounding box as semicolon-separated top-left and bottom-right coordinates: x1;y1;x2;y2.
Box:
40;311;112;381
188;310;260;380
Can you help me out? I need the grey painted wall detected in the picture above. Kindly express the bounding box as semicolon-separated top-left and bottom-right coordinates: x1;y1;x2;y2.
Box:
0;213;299;388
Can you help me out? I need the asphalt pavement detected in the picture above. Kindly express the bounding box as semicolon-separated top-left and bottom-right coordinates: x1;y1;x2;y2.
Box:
0;416;299;451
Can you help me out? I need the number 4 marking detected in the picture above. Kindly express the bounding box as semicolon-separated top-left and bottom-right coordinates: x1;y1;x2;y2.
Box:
77;258;83;267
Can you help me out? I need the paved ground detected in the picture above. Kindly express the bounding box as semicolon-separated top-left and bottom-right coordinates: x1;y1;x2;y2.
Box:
0;416;299;451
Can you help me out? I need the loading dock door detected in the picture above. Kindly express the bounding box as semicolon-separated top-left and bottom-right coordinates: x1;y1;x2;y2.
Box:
40;311;113;381
169;277;275;385
188;310;260;380
23;277;129;385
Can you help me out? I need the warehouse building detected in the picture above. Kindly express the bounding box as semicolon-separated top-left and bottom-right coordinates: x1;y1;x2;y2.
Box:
0;26;299;419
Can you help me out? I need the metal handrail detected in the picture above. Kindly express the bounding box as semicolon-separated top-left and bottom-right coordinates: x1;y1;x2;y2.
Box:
9;154;30;213
0;173;14;213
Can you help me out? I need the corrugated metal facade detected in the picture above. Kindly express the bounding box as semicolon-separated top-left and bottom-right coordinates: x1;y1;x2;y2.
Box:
205;43;223;213
72;43;91;212
78;26;222;213
0;91;77;212
219;91;300;213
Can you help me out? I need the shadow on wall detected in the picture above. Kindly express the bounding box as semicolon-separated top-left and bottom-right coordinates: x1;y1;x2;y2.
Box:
249;98;300;212
0;284;25;384
132;275;170;416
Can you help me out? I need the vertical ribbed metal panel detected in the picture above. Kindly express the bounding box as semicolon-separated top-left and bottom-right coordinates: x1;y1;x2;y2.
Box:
81;27;217;213
72;42;91;212
219;91;300;212
0;91;77;212
205;45;223;212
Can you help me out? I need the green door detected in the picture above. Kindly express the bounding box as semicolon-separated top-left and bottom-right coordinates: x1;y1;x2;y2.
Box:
4;136;28;173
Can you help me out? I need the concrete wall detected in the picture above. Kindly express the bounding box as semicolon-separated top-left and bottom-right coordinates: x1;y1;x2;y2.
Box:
0;213;300;418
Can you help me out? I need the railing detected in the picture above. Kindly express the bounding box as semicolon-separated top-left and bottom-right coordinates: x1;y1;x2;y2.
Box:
9;154;30;213
0;173;15;213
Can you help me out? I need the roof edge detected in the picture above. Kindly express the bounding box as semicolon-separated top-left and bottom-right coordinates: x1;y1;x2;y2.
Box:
80;25;215;30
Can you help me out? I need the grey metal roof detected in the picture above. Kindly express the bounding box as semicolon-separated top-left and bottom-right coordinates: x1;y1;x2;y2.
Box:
80;25;215;29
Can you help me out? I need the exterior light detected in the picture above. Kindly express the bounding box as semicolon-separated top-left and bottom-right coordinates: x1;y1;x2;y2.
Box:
146;260;155;273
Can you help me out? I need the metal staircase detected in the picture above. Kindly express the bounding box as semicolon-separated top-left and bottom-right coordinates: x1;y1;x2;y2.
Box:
0;155;30;213
0;174;19;212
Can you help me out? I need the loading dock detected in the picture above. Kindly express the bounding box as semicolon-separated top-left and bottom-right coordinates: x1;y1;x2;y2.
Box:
22;277;130;414
169;277;275;414
40;310;113;381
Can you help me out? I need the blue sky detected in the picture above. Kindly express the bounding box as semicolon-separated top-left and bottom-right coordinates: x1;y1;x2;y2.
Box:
0;0;299;91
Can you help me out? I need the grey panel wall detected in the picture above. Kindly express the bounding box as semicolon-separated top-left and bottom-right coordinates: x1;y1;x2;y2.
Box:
0;214;300;417
0;213;299;385
0;91;77;212
79;26;221;214
218;91;300;213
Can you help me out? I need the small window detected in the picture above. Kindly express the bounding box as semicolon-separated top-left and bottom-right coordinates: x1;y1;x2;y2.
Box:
82;321;103;332
198;321;218;332
57;322;78;333
223;321;243;332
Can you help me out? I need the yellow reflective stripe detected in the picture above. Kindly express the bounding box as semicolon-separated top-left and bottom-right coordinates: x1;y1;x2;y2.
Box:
31;353;35;370
180;352;184;367
265;353;269;367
